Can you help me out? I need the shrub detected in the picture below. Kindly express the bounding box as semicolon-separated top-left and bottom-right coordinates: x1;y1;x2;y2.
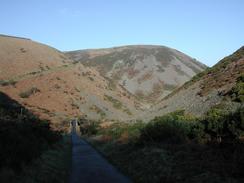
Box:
89;105;106;118
229;74;244;102
123;108;132;115
140;111;193;144
203;106;244;142
187;120;205;142
19;87;40;98
97;121;145;142
0;79;17;86
88;77;94;81
80;121;99;136
104;95;123;109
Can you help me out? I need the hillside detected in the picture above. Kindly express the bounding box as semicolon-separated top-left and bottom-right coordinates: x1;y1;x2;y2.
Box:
66;45;207;103
0;35;69;80
0;35;143;127
2;34;241;127
142;46;244;121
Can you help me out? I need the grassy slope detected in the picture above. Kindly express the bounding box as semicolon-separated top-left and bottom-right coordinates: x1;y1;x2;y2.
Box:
165;46;244;100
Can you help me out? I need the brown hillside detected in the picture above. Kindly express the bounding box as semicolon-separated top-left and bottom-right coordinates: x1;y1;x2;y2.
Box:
141;46;244;121
0;35;69;80
0;36;143;129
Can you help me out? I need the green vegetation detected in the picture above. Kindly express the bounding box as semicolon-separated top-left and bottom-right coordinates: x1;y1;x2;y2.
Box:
229;74;244;102
106;79;117;90
140;110;199;144
155;47;173;67
0;92;67;182
82;49;135;74
88;76;94;81
81;120;145;141
90;105;106;119
1;136;72;183
104;95;123;109
71;101;79;109
203;106;244;142
104;94;132;115
123;108;132;116
84;108;244;183
0;79;17;86
80;120;100;136
29;70;42;75
164;83;177;91
19;87;40;98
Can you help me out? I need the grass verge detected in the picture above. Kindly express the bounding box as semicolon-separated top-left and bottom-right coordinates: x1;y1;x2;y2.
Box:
0;135;72;183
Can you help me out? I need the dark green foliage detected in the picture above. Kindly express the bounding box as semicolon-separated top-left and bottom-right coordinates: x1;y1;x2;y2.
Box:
0;92;60;173
140;110;199;144
19;87;40;98
0;79;17;86
203;107;244;142
187;120;205;142
80;121;99;136
99;121;145;141
229;74;244;102
0;136;71;183
88;107;244;183
87;122;99;135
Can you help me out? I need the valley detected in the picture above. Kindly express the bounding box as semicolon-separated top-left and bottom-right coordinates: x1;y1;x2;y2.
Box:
0;34;243;183
1;1;243;182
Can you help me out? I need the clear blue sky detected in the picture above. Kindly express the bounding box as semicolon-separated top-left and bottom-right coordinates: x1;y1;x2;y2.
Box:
1;0;244;66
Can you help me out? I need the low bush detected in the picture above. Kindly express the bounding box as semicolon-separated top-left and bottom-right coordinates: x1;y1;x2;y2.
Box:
88;107;244;182
140;111;193;144
80;121;99;136
228;74;244;102
0;79;17;86
104;95;123;109
203;106;244;142
100;121;145;141
19;87;40;98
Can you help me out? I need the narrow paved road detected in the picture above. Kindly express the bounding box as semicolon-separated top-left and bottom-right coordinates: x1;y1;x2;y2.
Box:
69;121;131;183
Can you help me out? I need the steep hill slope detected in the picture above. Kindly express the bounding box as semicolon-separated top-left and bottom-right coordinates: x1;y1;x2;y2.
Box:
66;45;207;103
0;35;69;80
0;35;143;127
142;46;244;121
